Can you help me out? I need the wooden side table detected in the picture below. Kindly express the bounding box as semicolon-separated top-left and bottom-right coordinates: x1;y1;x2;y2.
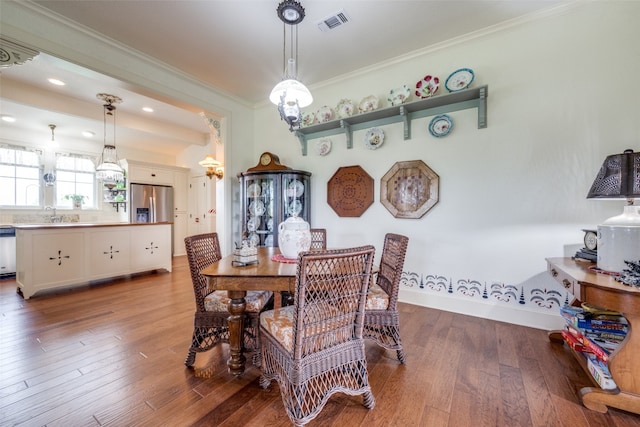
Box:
546;257;640;414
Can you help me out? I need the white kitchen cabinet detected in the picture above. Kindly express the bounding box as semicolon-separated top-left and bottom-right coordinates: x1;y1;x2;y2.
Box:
127;164;174;186
15;223;172;299
130;224;172;272
87;228;131;278
173;170;188;213
173;212;188;256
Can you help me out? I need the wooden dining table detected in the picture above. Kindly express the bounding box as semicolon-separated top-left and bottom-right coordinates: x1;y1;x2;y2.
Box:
200;246;297;376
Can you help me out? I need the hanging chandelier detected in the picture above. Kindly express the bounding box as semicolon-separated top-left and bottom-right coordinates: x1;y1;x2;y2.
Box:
269;0;312;132
95;93;124;187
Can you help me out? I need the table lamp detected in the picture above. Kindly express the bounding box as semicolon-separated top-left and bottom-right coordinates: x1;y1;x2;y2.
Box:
587;149;640;273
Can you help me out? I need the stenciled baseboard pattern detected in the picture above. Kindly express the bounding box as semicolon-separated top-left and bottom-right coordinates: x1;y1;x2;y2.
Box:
398;270;569;331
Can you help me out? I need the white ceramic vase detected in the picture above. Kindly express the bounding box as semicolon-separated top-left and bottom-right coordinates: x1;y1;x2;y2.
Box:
278;215;311;259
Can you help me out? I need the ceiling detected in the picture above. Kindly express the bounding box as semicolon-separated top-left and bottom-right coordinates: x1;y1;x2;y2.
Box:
0;0;569;156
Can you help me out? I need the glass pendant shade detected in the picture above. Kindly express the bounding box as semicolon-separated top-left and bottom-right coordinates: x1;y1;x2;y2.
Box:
95;93;124;186
270;79;313;108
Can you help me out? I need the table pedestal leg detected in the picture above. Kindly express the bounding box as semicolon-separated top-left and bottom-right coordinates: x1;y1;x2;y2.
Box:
226;290;247;376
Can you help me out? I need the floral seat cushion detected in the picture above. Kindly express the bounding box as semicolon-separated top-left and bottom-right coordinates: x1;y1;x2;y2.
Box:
365;282;389;310
260;306;296;351
204;290;273;313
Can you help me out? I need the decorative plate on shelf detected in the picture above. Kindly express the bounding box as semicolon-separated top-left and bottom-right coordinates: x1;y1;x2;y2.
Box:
316;105;334;123
248;232;260;247
358;95;379;113
428;114;453;138
364;127;385;150
415;75;440;98
287;179;305;198
301;111;315;127
249;200;265;216
445;68;474;92
387;85;411;106
288;199;303;216
316;138;332;156
247;182;261;198
336;99;356;118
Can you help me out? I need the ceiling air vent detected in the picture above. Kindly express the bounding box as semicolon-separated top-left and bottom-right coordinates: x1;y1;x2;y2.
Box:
317;9;350;32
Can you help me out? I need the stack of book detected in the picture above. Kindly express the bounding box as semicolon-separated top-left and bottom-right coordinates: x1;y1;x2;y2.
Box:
559;303;628;390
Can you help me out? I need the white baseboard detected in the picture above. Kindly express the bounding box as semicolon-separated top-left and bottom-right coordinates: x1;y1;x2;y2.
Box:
399;287;566;331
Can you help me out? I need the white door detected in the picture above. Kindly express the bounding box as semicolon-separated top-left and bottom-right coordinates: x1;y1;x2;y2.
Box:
188;176;214;236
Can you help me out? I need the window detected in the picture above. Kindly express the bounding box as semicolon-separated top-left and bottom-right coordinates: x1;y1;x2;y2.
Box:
0;145;41;207
55;154;96;208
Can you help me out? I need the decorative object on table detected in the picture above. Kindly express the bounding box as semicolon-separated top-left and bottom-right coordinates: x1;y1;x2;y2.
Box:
316;105;334;123
586;149;640;273
315;138;332;156
232;240;259;266
336;99;356;118
278;215;311;259
616;260;640;287
574;229;598;262
301;110;315;127
269;0;313;132
199;154;223;180
364;127;385;150
415;75;440;98
358;95;379;113
444;68;475;92
428;114;453;138
95;93;125;186
380;160;439;219
387;84;411;106
327;165;374;217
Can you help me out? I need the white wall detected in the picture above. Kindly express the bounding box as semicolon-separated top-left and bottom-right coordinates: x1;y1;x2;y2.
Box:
251;2;640;327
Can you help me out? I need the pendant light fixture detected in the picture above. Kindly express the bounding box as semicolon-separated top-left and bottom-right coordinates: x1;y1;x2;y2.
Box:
47;124;59;149
95;93;124;187
269;0;312;131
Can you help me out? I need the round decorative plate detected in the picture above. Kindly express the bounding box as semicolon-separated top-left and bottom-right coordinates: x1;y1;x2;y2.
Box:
445;68;474;92
364;127;385;150
415;75;440;98
247;182;261;198
428;114;453;137
287;179;305;197
249;200;265;216
336;99;356;118
316;138;332;156
247;216;260;232
301;111;315;127
358;95;379;113
288;199;303;216
265;235;274;246
387;85;411;106
267;217;274;232
248;232;260;247
316;105;334;123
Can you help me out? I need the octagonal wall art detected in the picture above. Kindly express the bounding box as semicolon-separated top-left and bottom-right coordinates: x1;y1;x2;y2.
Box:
327;165;374;217
380;160;439;219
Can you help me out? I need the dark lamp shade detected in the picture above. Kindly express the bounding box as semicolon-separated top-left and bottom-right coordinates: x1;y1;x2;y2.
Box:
586;149;640;200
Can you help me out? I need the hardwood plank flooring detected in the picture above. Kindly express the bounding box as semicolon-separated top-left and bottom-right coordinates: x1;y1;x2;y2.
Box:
1;256;639;426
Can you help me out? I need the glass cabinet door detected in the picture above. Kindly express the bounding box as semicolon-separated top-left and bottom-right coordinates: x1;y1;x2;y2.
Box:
240;169;311;248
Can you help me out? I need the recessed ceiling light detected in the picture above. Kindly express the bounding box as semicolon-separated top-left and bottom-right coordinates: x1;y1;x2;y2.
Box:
142;107;154;113
1;115;16;122
82;131;95;138
48;78;66;86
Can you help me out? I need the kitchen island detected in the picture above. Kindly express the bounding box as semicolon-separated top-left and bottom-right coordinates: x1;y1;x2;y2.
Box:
14;222;172;299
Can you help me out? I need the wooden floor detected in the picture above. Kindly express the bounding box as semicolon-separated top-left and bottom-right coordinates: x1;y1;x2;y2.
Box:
1;257;639;427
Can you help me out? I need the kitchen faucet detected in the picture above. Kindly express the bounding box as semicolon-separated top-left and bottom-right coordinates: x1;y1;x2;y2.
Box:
45;206;60;223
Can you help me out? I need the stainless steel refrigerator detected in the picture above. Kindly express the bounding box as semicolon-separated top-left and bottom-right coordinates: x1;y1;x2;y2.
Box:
130;183;174;224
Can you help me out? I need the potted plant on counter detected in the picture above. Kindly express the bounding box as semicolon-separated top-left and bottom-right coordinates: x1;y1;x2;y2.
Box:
64;194;87;209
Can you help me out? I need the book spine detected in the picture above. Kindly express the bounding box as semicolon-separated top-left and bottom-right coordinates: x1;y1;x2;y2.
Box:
564;325;613;363
561;329;591;353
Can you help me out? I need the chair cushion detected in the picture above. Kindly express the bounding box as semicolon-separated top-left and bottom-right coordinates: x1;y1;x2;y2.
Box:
260;306;295;352
365;282;389;310
204;290;272;313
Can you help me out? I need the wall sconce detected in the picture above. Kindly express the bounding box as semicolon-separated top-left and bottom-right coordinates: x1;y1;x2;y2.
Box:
199;154;223;180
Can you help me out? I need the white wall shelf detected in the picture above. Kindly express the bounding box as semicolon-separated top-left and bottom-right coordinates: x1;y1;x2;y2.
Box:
294;85;488;155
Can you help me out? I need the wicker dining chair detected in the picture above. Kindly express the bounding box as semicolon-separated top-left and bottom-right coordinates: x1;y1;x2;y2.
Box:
309;228;327;250
184;233;273;367
259;246;376;427
363;233;409;363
